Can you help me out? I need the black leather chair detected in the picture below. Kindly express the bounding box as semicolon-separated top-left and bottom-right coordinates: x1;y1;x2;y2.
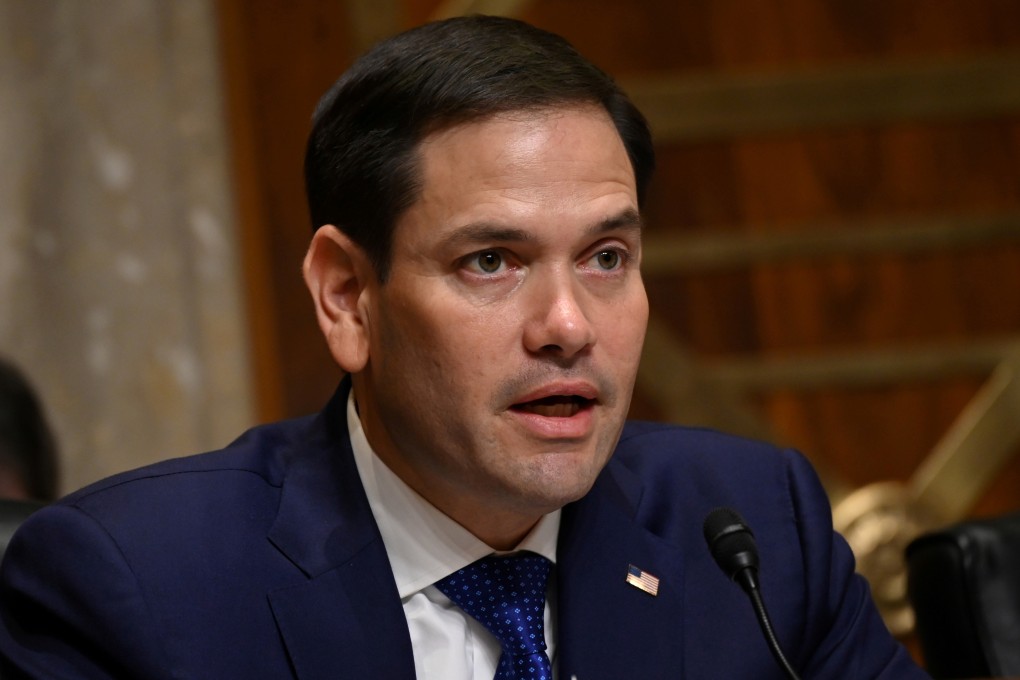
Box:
0;499;43;563
906;512;1020;679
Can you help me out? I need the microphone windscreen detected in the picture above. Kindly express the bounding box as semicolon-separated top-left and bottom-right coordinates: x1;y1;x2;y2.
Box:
703;507;759;579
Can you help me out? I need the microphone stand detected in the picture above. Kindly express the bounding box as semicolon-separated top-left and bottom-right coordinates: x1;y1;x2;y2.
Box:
738;570;802;680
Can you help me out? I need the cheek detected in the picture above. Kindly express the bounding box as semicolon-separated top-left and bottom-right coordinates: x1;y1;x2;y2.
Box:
601;289;648;358
429;296;524;363
376;295;507;394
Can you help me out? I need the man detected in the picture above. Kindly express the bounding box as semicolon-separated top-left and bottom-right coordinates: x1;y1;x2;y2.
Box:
0;16;927;679
0;358;59;503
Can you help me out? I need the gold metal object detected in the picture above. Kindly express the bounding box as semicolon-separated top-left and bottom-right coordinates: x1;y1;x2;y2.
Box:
832;348;1020;635
832;483;936;636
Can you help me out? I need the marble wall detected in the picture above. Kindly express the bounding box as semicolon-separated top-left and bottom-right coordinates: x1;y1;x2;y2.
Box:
0;0;254;494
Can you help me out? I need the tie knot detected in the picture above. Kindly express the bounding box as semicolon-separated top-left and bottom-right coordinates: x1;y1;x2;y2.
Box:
436;552;553;678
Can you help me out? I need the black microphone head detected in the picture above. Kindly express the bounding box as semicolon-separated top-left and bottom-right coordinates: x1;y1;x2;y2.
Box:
703;508;802;679
703;507;760;586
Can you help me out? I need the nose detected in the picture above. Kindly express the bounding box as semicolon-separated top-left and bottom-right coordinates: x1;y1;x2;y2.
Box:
522;272;596;359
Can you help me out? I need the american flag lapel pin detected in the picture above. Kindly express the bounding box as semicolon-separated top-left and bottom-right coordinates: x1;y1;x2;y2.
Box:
625;564;660;596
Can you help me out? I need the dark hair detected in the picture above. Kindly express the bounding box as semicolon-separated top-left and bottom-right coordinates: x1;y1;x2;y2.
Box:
0;359;59;502
304;15;655;280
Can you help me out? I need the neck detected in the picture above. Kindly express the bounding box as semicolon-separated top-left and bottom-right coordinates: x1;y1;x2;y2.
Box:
376;446;544;550
468;516;542;552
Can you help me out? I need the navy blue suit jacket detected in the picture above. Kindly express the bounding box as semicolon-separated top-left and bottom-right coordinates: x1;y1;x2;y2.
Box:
0;383;926;678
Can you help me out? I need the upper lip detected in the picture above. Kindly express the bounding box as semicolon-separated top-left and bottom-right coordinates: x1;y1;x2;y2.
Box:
511;381;599;405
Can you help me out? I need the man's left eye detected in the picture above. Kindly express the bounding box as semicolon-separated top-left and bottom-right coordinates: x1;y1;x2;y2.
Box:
475;250;503;273
592;249;621;270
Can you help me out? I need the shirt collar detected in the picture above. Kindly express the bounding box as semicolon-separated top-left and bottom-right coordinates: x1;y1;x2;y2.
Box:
347;391;560;599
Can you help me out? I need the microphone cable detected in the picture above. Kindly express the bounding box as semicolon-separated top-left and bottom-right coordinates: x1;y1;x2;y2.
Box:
703;507;802;680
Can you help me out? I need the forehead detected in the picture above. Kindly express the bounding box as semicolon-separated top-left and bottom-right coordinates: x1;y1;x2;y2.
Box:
418;105;629;178
400;106;637;239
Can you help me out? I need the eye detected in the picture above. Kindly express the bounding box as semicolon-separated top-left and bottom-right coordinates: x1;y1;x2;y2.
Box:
468;250;504;274
592;249;622;271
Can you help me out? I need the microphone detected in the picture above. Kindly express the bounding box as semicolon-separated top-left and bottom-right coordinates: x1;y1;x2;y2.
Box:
703;507;802;680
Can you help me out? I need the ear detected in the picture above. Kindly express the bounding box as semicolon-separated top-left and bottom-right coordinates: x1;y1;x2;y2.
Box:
303;225;375;373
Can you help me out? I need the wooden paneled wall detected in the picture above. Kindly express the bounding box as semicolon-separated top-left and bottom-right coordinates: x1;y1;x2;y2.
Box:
217;0;1020;644
217;0;353;420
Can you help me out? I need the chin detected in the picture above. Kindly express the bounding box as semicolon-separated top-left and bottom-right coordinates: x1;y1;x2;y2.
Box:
522;457;603;508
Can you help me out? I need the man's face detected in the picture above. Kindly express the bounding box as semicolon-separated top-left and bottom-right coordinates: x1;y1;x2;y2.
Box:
353;106;648;545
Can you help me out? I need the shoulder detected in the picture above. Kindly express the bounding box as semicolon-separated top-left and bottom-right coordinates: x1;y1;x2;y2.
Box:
0;415;327;677
613;420;818;500
3;414;323;597
616;420;783;460
606;420;831;553
64;416;314;503
36;415;318;544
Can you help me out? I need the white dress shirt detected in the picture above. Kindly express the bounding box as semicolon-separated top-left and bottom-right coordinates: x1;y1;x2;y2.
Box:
347;393;561;679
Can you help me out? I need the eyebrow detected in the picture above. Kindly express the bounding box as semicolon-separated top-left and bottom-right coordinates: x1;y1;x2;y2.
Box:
439;208;644;248
595;208;644;235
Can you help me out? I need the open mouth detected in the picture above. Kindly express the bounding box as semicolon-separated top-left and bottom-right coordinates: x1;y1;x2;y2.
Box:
510;395;593;418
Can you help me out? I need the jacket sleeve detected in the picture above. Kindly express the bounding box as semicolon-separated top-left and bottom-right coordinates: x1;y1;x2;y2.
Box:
0;504;176;679
781;448;929;679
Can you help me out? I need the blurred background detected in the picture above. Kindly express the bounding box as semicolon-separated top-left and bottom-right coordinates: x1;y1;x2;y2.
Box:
2;0;1019;656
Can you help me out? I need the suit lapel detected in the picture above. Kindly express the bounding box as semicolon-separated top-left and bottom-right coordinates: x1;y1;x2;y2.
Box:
557;461;687;680
267;548;415;679
266;382;417;680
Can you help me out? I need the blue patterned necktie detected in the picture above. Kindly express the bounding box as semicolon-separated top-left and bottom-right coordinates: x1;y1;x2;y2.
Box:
435;552;553;680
